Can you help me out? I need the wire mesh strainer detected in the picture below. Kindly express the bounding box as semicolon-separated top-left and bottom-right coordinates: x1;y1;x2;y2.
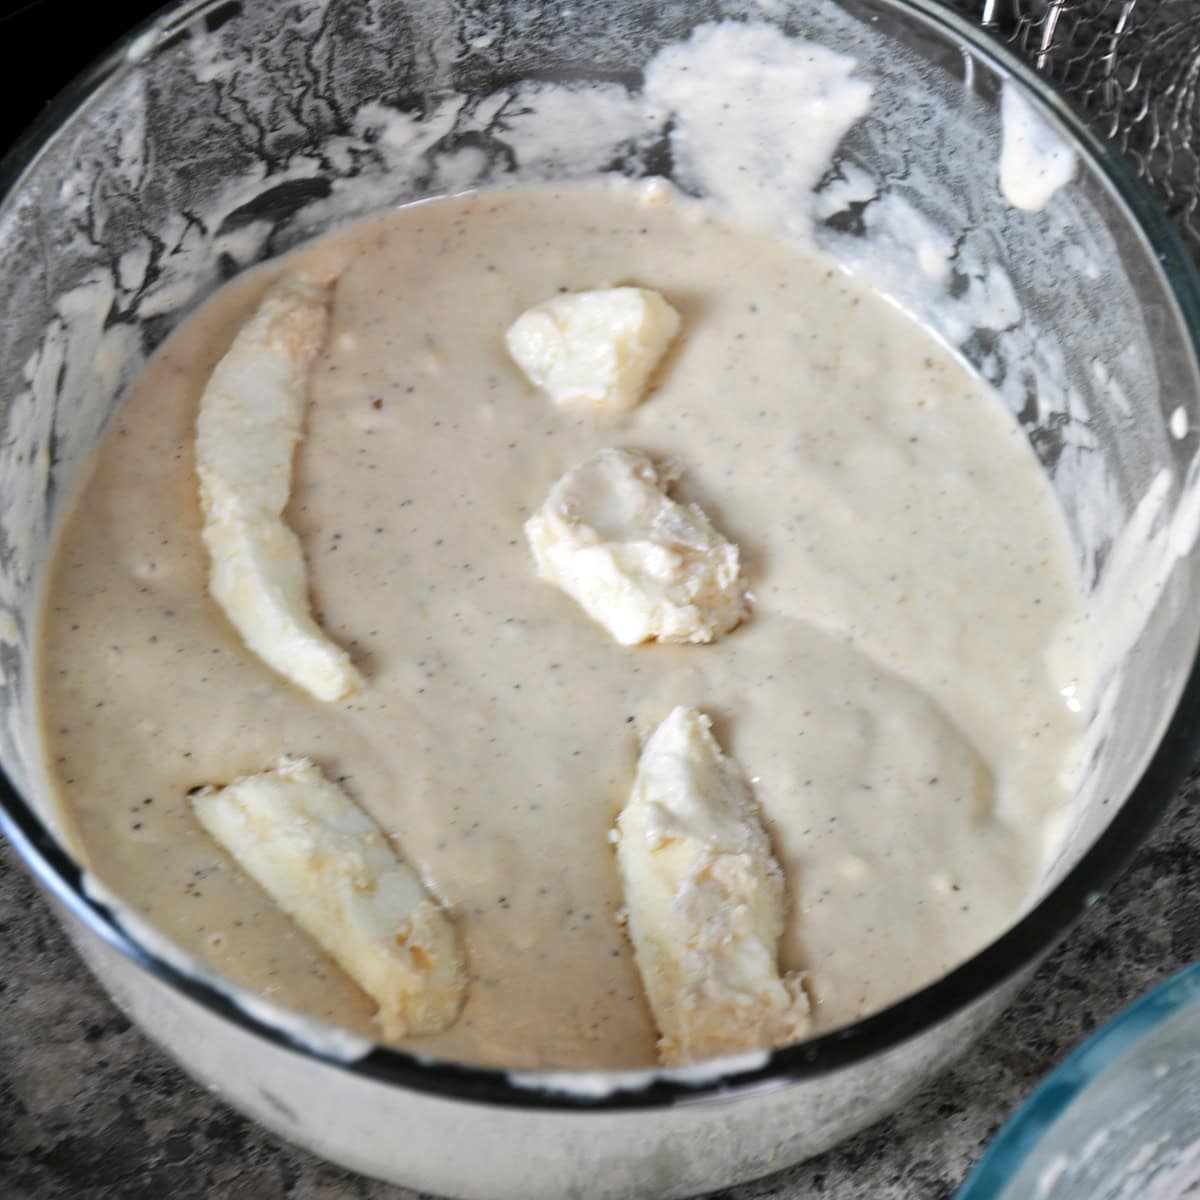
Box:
950;0;1200;255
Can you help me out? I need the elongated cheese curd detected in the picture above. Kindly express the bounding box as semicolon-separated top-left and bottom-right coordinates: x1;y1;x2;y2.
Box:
616;707;810;1064
194;275;362;703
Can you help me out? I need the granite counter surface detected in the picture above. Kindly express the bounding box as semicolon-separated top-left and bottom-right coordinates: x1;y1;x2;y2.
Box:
3;771;1199;1199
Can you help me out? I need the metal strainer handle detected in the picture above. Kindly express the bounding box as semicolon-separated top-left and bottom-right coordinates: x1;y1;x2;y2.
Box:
953;0;1200;256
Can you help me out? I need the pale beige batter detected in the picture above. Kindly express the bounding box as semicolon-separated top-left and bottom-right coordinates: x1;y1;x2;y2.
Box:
37;183;1084;1068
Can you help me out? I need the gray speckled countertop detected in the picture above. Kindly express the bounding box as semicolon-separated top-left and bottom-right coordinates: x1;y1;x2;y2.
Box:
4;771;1198;1199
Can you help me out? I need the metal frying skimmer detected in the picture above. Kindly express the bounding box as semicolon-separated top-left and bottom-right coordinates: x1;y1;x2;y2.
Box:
950;0;1200;256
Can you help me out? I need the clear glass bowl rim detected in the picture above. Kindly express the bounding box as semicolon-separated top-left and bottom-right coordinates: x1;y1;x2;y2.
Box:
956;961;1200;1198
2;0;1199;1114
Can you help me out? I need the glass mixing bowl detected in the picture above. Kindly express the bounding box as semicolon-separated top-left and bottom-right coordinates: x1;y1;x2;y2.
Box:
957;962;1200;1200
1;1;1199;1197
